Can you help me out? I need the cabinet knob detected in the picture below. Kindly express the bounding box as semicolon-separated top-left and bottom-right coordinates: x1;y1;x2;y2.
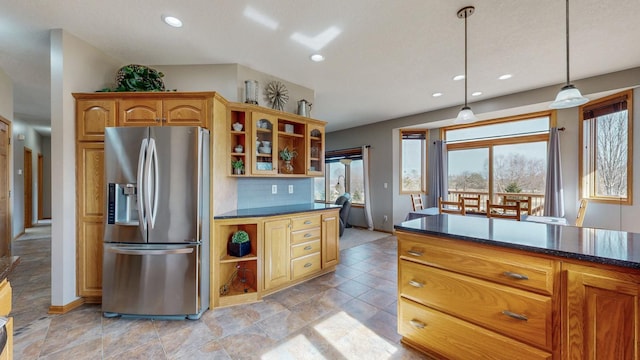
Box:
501;310;528;321
407;249;423;257
304;220;312;225
304;262;312;268
408;280;425;288
503;271;529;280
409;319;426;329
304;245;312;250
304;233;312;238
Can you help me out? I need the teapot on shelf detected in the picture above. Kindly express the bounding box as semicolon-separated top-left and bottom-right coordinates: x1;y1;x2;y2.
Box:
297;99;312;117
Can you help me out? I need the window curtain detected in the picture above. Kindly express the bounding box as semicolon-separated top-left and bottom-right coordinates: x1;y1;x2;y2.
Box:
428;140;447;208
362;145;374;230
544;127;565;217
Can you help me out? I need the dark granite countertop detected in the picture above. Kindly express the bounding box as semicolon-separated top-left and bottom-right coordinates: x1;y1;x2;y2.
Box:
0;256;20;281
395;214;640;269
214;203;341;219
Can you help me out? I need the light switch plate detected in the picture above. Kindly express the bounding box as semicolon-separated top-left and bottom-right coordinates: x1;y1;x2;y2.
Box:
288;185;293;194
272;185;277;194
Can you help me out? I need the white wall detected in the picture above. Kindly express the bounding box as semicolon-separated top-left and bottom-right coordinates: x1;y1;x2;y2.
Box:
50;29;122;307
327;67;640;233
11;119;43;236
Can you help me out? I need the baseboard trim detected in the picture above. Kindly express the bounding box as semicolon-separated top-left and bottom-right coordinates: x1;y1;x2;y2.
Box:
48;298;85;315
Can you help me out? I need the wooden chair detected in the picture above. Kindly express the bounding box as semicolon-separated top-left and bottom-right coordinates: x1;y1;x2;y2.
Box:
458;194;481;213
486;199;521;220
439;197;466;215
575;199;588;227
410;194;424;211
502;195;532;215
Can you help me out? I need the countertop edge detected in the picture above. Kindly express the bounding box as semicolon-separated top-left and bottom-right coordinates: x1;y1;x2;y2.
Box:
214;204;341;220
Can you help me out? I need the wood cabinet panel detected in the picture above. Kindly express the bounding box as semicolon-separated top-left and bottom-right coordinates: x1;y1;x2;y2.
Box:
321;213;339;268
563;262;640;360
77;221;104;297
291;253;321;280
399;297;552;360
163;98;207;127
263;218;291;290
76;100;116;141
118;99;162;126
291;228;320;245
291;214;321;230
291;240;320;259
0;279;13;360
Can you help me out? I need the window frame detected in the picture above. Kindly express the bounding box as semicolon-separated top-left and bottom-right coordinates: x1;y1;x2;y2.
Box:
315;147;366;206
442;110;554;206
579;89;633;205
399;129;428;194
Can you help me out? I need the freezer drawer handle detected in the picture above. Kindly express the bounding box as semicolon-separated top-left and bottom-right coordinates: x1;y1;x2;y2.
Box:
107;247;194;255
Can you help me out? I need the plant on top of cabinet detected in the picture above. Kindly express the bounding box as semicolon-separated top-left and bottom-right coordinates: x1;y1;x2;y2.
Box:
99;64;167;92
228;230;251;257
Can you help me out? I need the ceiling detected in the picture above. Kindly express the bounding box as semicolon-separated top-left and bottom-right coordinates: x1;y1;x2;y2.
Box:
2;0;640;133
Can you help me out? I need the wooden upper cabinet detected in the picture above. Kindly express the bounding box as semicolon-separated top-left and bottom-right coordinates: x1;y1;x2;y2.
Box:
164;98;207;127
118;99;162;127
307;123;325;176
76;99;116;141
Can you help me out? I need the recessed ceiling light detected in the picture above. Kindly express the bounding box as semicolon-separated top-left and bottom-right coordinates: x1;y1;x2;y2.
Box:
432;92;443;97
471;91;482;97
162;15;183;28
499;74;512;80
310;54;325;62
453;75;465;81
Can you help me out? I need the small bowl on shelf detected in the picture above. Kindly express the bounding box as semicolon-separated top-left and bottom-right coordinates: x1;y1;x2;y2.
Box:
234;146;243;153
259;146;272;154
232;122;243;131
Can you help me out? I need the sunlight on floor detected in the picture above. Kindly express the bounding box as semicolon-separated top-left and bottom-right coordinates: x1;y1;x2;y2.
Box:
261;334;325;359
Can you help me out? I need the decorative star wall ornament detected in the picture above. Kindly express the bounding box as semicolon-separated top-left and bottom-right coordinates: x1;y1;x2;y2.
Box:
265;81;289;111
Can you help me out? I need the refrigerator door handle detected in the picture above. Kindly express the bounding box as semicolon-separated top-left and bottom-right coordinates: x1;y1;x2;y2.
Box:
145;137;159;229
107;247;194;255
137;138;149;230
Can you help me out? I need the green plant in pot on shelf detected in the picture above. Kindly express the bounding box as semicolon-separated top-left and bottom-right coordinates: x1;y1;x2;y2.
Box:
279;147;297;173
228;230;251;257
231;159;244;175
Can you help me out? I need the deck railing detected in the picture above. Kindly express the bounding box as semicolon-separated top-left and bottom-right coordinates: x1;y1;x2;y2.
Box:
446;191;545;215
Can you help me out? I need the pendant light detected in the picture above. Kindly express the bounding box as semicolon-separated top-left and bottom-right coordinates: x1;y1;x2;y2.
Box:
454;6;478;124
549;0;588;109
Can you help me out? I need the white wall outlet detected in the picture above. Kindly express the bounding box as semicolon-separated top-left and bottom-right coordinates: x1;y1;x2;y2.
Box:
384;182;388;189
288;185;293;194
383;215;388;222
272;185;277;194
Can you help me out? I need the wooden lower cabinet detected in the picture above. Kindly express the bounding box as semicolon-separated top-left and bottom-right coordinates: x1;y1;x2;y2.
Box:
214;209;339;308
397;230;640;360
562;262;640;359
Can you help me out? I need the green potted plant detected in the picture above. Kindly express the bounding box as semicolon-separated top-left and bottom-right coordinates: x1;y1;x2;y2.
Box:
279;147;297;173
228;230;251;257
231;159;244;175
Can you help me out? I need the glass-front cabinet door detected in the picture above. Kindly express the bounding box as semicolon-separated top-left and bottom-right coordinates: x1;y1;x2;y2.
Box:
307;123;324;176
251;112;278;175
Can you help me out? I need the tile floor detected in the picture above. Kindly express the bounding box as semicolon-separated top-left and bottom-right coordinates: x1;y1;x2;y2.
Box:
9;227;427;359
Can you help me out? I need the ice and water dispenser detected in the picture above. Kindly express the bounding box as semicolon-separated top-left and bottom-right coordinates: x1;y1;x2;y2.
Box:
107;183;139;225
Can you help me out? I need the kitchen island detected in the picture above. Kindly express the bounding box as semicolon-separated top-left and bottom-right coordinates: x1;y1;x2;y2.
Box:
395;215;640;359
212;204;340;308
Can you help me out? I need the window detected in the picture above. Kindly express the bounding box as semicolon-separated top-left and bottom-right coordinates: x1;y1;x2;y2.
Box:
580;90;633;204
400;129;427;193
444;112;551;214
314;147;366;205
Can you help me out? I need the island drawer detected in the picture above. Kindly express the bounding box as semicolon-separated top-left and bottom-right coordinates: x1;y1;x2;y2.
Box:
291;215;321;231
398;297;552;360
398;233;556;295
291;253;321;280
400;259;553;350
291;228;321;245
291;240;321;259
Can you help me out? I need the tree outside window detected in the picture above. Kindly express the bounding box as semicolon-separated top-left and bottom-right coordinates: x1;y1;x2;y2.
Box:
400;130;427;193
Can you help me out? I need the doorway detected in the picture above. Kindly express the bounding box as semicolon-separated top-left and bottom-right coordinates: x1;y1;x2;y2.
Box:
0;118;9;257
38;153;43;220
24;147;33;229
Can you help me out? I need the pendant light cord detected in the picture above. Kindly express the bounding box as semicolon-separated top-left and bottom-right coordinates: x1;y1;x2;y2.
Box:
565;0;570;85
464;11;469;107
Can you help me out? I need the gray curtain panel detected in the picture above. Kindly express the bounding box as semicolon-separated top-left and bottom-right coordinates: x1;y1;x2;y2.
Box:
428;140;448;208
544;127;565;217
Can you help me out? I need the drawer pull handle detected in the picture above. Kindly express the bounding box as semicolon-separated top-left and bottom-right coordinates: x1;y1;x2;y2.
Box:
409;319;426;329
304;262;313;268
503;271;529;280
304;245;313;250
408;280;424;288
407;250;423;257
502;310;528;321
304;220;312;224
304;233;312;238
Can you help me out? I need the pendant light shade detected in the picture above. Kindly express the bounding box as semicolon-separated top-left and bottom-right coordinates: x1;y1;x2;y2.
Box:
550;0;588;109
454;6;478;124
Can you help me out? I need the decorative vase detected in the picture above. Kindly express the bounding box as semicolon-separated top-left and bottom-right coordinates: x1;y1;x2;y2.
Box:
232;122;243;131
234;145;243;153
233;167;243;175
282;160;294;174
228;241;251;257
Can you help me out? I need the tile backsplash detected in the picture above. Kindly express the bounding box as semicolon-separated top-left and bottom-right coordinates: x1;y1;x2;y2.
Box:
237;178;313;209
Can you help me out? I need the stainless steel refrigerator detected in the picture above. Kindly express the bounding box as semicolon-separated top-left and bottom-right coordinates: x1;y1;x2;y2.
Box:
102;126;209;319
